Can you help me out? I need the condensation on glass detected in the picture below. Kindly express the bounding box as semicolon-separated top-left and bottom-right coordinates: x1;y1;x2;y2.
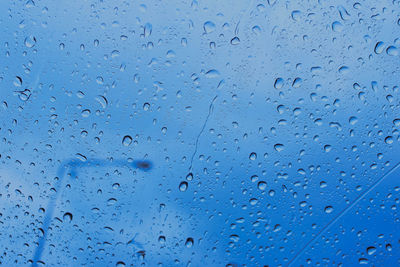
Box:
0;0;399;266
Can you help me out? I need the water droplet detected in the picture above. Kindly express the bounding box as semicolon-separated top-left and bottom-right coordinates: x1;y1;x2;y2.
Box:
230;37;240;45
144;23;152;37
291;10;301;21
63;212;73;222
274;144;284;152
96;76;104;84
274;78;284;89
324;145;332;152
14;76;22;87
15;89;31;101
75;153;87;162
252;26;261;35
338;5;350;20
122;135;132;146
249;198;258;205
158;235;166;244
385;136;393;144
258;181;267;190
107;198;117;205
81;109;91;117
366;246;376;255
143;102;150;111
324;206;333;214
374;41;385;54
349;116;358;125
292;78;302;88
179;181;188;192
185;237;194;248
249;152;257;160
332;21;343;32
386;46;399;56
203;21;216;34
95;95;108;108
205;69;220;78
338;66;349;74
186;173;193;181
24;35;36;48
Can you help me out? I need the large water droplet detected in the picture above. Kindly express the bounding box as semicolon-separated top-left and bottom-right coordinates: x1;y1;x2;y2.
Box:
230;37;240;45
122;135;132;146
366;246;376;255
249;152;257;160
179;181;188;192
324;206;333;214
185;237;194;248
274;78;284;89
374;41;385;54
274;144;284;152
63;212;73;222
203;21;216;33
24;35;36;48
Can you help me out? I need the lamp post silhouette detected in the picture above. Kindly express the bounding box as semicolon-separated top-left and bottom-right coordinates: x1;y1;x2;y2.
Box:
31;158;153;267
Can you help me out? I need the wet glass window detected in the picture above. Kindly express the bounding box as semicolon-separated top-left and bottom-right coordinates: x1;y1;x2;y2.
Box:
1;0;400;266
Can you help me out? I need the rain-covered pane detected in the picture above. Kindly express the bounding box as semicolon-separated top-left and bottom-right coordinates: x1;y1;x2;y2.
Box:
1;0;400;266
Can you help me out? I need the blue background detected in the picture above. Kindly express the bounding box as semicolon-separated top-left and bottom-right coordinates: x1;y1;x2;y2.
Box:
0;0;400;266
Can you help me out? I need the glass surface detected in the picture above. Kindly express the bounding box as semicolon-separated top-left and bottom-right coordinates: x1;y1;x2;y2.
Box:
0;0;400;266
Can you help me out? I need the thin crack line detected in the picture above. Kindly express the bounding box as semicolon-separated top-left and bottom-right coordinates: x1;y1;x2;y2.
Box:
287;161;400;266
189;95;218;171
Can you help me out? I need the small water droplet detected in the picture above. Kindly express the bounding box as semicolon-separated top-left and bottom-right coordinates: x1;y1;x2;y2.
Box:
186;173;193;181
81;109;91;117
